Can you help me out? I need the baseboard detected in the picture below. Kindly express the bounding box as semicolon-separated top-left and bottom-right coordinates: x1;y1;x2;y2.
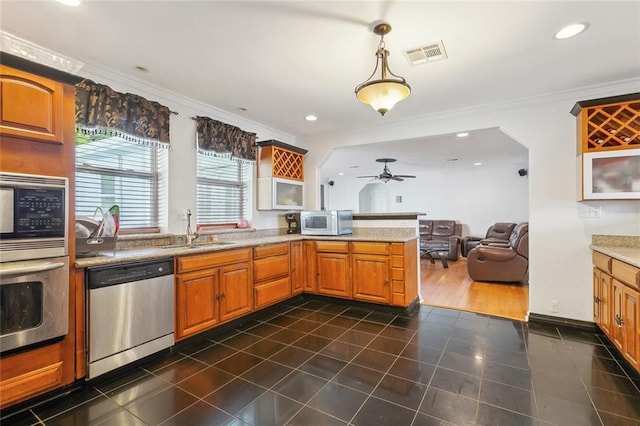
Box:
528;312;597;331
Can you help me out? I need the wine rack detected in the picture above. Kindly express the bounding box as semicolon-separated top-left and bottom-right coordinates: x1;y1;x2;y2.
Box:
573;96;640;153
257;140;307;181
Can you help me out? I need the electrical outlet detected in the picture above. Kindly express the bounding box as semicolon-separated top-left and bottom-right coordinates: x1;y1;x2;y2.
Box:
550;299;559;313
578;204;601;218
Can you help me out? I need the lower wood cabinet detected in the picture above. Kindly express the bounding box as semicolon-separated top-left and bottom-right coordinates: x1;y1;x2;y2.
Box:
253;243;291;309
352;242;391;304
290;241;304;295
175;249;251;341
593;250;639;373
316;241;351;298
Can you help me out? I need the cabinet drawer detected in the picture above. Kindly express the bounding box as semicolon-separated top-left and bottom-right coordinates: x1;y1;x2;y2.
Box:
177;248;251;273
254;243;289;259
593;251;612;273
612;259;640;289
390;243;405;255
254;277;291;309
315;241;349;253
254;254;289;282
391;255;405;268
351;242;389;255
0;361;63;407
392;268;404;281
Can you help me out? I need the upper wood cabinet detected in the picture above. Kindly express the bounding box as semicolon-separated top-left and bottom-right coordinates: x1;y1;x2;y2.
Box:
572;95;640;154
0;65;66;144
257;140;307;181
572;94;640;200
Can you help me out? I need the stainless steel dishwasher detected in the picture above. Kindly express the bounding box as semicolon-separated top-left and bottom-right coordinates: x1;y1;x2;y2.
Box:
87;258;174;379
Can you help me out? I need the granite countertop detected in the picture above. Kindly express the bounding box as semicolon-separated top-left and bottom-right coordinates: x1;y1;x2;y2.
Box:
591;234;640;268
75;233;418;268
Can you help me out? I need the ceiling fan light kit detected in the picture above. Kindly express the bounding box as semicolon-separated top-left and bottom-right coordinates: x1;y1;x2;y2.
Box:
355;23;411;116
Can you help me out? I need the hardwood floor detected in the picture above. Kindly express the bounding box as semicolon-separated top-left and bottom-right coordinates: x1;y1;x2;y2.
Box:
420;257;529;321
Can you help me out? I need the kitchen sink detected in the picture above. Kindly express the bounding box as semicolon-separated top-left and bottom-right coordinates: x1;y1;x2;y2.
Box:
161;241;236;249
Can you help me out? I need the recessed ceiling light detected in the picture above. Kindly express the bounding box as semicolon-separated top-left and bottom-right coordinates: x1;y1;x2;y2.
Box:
553;22;589;40
338;172;344;176
446;158;459;162
237;107;247;112
474;162;482;166
56;0;81;6
134;66;148;72
456;132;469;138
305;115;318;121
348;165;359;169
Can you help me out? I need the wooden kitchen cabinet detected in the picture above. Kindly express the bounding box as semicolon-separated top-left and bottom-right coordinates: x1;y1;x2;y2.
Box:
175;248;251;340
592;250;640;373
253;243;291;309
0;65;66;144
352;242;391;304
316;241;351;299
290;241;304;295
572;95;640;153
303;241;317;293
593;266;612;337
176;269;219;339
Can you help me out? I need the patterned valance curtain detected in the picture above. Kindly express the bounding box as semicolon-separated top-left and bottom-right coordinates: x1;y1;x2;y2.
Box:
75;79;171;147
195;116;257;162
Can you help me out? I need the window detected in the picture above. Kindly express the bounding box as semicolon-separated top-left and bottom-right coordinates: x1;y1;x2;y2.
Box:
197;154;251;225
75;135;167;232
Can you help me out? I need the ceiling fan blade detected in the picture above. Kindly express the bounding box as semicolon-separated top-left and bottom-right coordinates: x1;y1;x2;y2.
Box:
394;175;416;179
391;176;404;181
357;175;378;178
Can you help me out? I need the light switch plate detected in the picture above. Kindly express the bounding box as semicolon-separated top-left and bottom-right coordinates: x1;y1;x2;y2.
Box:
578;204;601;218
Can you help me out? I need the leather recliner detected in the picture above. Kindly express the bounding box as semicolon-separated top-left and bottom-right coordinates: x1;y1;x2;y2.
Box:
466;222;529;283
419;220;462;261
461;222;517;257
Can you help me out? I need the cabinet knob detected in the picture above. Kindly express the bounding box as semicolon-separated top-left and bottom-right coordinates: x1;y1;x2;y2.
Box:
384;280;389;286
594;296;601;304
615;314;625;327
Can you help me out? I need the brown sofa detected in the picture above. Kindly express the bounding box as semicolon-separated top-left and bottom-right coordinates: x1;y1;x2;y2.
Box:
419;220;462;261
461;222;517;257
466;222;529;283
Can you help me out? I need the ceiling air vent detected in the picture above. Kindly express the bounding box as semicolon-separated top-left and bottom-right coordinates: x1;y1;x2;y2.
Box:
404;40;448;66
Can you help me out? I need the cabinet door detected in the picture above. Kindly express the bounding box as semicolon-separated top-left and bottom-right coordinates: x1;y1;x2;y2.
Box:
622;286;639;371
304;241;317;293
176;269;219;340
612;279;625;351
254;277;291;309
595;268;612;337
290;241;304;295
219;262;252;323
316;252;351;298
352;253;391;304
0;66;65;144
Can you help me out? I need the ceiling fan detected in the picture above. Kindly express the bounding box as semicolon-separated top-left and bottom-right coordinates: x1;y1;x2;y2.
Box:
357;158;416;182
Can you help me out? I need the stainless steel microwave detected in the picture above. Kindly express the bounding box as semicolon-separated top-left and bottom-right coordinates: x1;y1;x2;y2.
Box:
300;210;353;236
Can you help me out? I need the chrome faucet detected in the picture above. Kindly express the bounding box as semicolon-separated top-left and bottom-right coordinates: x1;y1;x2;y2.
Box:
186;209;199;245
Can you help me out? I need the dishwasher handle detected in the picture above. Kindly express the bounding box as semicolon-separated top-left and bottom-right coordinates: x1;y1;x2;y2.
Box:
0;261;66;277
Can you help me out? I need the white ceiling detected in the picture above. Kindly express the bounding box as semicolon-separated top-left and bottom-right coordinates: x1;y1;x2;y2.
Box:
2;1;638;177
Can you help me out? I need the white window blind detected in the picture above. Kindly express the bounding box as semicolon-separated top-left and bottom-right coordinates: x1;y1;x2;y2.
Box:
75;136;167;231
197;154;251;225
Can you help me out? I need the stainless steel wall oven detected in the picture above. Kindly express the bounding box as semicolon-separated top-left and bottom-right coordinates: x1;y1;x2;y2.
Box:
0;172;69;354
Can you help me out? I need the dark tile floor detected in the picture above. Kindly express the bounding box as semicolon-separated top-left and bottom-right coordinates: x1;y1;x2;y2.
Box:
3;299;640;425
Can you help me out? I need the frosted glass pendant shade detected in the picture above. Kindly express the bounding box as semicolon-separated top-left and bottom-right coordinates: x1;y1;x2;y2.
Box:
356;80;411;116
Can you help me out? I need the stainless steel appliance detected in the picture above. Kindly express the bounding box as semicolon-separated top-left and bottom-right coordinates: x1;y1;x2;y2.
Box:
0;172;69;354
87;258;175;379
301;210;353;236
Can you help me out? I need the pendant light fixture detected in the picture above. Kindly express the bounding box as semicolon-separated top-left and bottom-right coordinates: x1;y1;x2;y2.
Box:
355;23;411;116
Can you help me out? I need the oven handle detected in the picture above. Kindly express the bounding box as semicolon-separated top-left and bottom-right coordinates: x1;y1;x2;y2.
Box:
0;261;66;277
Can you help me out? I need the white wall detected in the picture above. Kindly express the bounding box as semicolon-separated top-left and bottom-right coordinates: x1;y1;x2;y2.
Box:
299;80;640;322
324;163;529;237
